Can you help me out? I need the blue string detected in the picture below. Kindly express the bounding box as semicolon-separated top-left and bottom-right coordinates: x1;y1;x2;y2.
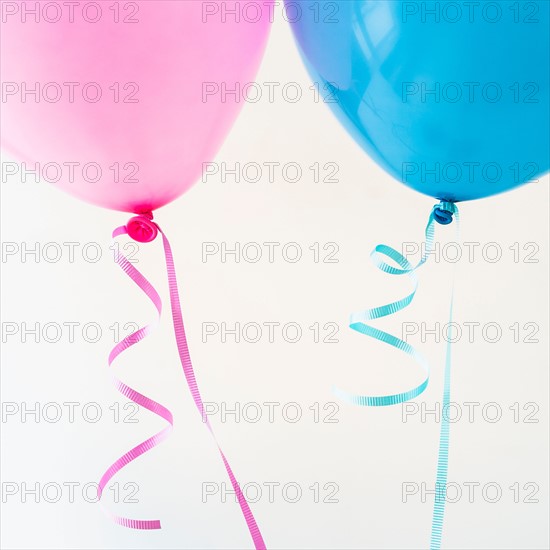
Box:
335;201;459;549
430;295;454;550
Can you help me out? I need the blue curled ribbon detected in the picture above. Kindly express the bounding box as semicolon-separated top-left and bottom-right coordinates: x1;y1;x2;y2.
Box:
334;200;459;550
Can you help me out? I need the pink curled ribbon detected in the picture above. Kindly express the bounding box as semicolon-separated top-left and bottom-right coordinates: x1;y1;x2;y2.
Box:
98;214;266;549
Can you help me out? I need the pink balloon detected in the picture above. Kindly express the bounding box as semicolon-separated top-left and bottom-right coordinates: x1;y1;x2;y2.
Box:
1;0;272;213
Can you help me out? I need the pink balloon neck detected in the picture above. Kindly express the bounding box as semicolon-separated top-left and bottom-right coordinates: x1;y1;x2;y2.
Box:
126;212;158;243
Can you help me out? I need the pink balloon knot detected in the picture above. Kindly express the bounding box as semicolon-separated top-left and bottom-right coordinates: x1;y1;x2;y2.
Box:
126;214;158;243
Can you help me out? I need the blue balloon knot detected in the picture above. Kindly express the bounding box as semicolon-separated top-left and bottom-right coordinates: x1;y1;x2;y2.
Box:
433;201;456;225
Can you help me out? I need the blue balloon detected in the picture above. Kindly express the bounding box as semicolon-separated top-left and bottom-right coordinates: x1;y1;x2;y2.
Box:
287;0;549;201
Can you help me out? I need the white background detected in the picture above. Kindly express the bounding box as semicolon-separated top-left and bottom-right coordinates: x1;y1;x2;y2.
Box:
1;6;549;550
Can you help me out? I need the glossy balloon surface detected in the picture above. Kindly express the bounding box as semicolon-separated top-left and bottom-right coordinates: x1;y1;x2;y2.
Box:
287;0;549;201
1;0;273;212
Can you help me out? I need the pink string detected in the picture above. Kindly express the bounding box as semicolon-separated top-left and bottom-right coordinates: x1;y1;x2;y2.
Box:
159;227;266;550
98;225;172;530
97;222;266;549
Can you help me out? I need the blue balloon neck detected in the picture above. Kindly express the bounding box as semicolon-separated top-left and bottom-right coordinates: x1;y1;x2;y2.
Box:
433;201;457;225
